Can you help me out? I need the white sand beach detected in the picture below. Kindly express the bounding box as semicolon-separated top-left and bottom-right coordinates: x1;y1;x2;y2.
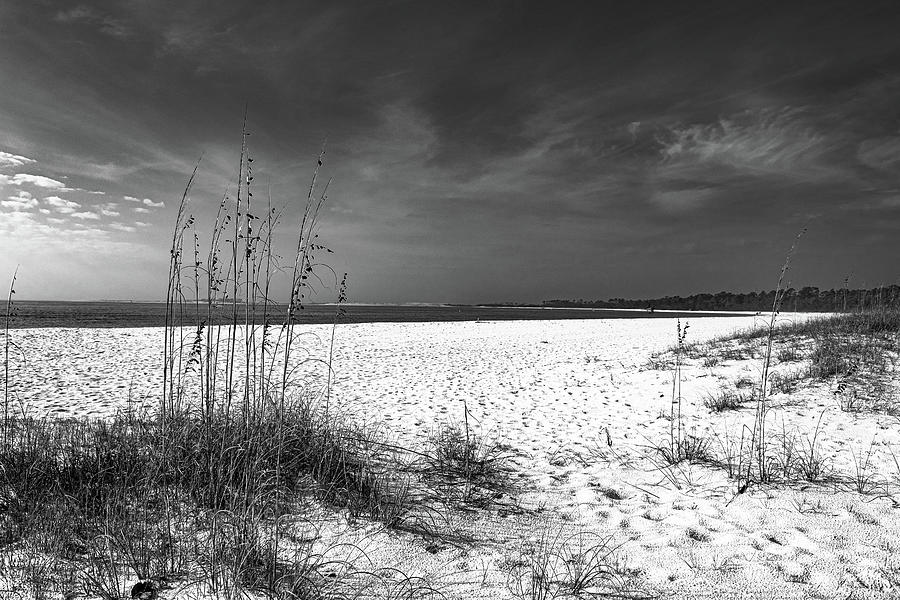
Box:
6;314;900;599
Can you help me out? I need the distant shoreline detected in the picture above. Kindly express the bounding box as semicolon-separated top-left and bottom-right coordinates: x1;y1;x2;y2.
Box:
2;301;758;329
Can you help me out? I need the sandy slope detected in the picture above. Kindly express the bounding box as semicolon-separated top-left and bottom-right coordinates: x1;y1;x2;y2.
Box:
5;314;900;598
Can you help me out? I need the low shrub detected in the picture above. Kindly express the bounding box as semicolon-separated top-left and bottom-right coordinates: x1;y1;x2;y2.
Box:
656;432;713;465
704;390;752;412
426;421;512;505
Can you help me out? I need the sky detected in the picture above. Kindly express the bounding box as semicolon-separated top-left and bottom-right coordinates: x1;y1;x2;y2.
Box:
3;1;900;303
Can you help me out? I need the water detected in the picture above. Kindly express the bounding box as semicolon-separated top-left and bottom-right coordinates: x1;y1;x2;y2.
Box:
3;301;750;328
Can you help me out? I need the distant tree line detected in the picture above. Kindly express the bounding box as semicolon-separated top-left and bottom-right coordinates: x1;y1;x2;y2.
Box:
541;285;900;313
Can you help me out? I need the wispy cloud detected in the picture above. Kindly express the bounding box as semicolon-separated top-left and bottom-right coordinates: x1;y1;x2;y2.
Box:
0;151;35;168
109;223;136;232
73;161;140;182
55;6;131;39
638;108;855;213
142;198;164;208
857;136;900;171
133;206;151;214
648;187;717;213
658;108;834;181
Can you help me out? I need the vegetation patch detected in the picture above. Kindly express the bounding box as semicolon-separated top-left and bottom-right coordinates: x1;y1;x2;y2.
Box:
425;420;515;508
704;389;753;413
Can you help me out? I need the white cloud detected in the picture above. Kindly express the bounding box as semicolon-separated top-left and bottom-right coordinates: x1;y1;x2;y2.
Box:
109;223;136;233
0;173;72;190
0;151;35;168
135;221;149;227
71;211;101;220
134;206;151;213
124;196;162;208
6;190;33;201
0;209;149;274
0;211;40;232
45;196;81;214
100;202;120;217
39;209;51;215
86;190;106;195
1;190;38;210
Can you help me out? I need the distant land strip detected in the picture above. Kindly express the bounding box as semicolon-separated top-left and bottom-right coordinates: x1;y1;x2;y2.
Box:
536;285;900;313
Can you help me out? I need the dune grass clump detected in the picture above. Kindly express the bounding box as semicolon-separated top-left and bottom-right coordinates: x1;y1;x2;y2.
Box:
792;439;832;484
650;320;715;469
657;432;713;466
703;229;812;493
704;389;752;413
708;415;833;488
701;355;720;368
715;306;900;387
664;320;689;460
699;292;900;492
809;336;862;379
767;370;805;395
769;413;832;484
0;397;421;597
807;332;892;380
776;346;802;363
426;419;514;506
716;305;900;344
643;353;673;370
506;530;649;600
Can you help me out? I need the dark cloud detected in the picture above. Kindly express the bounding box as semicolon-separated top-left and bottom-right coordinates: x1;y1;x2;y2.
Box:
3;1;900;301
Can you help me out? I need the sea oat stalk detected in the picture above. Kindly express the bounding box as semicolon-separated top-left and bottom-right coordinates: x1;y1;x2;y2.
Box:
2;266;17;447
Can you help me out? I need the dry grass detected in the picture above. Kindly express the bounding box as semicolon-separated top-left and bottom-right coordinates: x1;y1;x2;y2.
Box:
703;389;753;413
0;401;435;598
425;420;515;507
505;529;650;600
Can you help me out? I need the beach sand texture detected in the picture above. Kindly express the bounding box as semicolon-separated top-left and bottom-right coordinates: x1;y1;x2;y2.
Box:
5;314;900;598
